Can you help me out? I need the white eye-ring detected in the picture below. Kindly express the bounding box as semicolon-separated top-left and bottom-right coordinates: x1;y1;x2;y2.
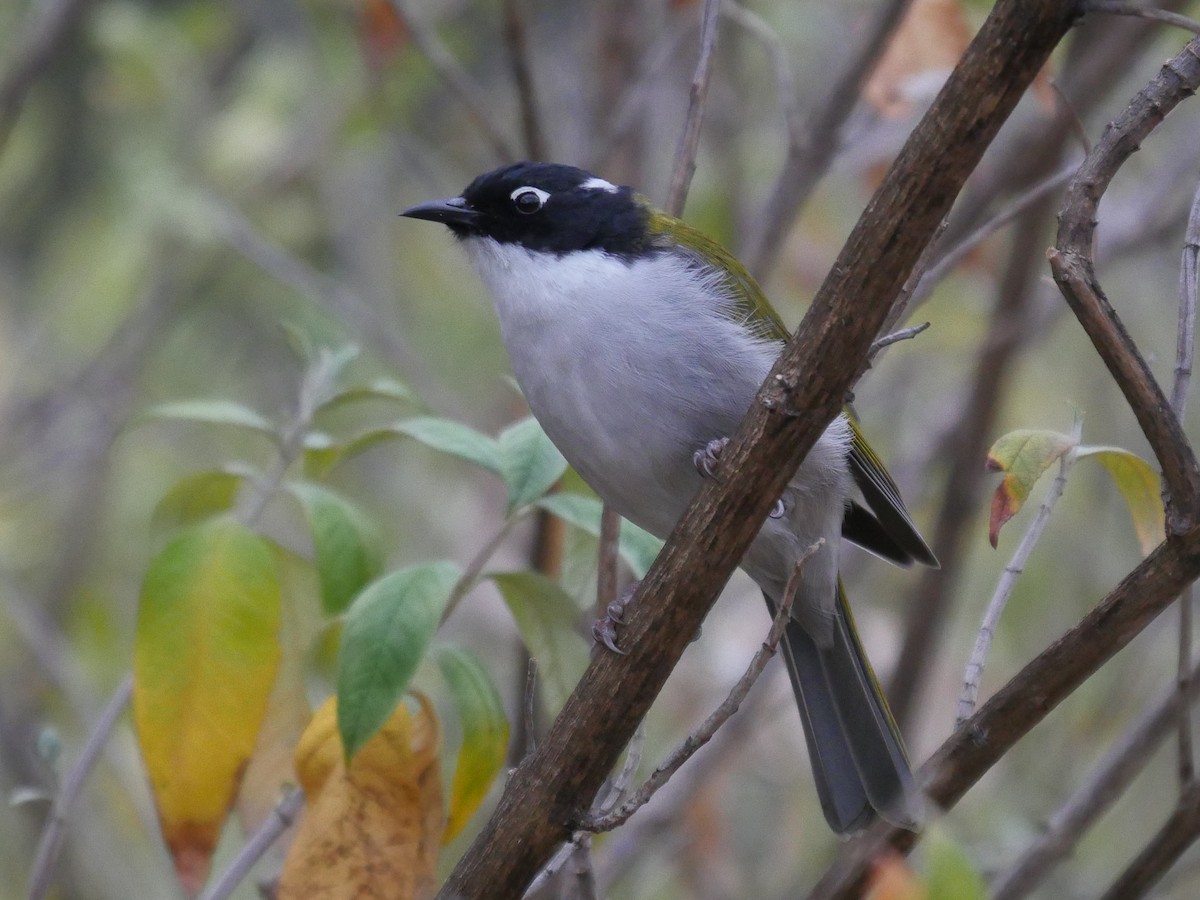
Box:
511;186;549;214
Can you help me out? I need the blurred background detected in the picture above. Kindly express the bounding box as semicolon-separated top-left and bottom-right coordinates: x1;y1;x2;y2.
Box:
3;0;1200;897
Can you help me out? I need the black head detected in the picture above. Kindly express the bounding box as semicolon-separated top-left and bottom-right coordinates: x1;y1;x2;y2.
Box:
400;162;652;257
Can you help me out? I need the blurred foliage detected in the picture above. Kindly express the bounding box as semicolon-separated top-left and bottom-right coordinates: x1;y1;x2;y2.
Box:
3;0;1200;897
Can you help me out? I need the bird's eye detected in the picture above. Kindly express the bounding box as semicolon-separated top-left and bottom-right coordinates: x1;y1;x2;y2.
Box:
511;186;549;214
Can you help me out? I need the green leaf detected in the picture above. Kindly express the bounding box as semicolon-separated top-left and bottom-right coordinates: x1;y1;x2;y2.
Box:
925;827;987;900
434;646;510;843
288;481;385;616
151;469;248;533
392;417;503;474
133;399;278;439
316;377;420;414
1077;446;1165;556
498;417;567;511
535;493;663;576
489;571;588;713
985;429;1077;547
337;562;460;760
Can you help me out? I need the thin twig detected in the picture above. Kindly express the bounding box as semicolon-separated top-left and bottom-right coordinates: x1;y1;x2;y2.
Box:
1085;1;1200;37
522;840;577;898
957;420;1080;727
26;675;132;900
570;835;599;900
442;513;524;624
869;322;931;357
522;657;539;759
907;161;1079;310
0;0;91;153
596;722;647;816
198;788;305;900
664;0;723;216
1175;184;1200;786
721;1;802;146
596;505;621;617
1098;781;1200;900
500;0;547;160
991;657;1200;899
582;542;819;832
742;0;913;277
384;0;516;162
1050;36;1200;534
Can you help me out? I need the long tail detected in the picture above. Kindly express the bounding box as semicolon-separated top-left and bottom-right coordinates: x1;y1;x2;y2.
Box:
765;587;922;834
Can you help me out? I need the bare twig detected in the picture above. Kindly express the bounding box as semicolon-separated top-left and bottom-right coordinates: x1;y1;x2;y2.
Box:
664;0;723;216
1176;183;1200;785
907;161;1079;310
198;788;305;900
957;420;1080;727
1049;37;1200;533
500;0;547;160
1085;1;1200;37
742;0;913;278
991;657;1200;899
27;676;132;900
0;0;91;153
596;505;621;617
442;513;524;625
384;0;516;162
869;322;931;357
720;2;802;146
582;543;815;832
1098;781;1200;900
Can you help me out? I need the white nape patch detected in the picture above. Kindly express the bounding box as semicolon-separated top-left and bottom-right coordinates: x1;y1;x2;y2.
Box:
581;177;618;193
510;186;550;204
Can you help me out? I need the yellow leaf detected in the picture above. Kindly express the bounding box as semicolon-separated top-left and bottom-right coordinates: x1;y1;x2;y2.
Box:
1079;447;1165;556
133;518;282;895
279;694;444;899
236;551;324;834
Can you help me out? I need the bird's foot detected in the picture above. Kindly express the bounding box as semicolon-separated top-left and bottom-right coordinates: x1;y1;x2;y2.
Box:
694;436;786;519
592;581;639;655
693;436;730;479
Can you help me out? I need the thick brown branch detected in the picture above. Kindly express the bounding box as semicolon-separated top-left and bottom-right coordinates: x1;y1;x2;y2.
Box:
438;3;1080;897
1051;37;1200;532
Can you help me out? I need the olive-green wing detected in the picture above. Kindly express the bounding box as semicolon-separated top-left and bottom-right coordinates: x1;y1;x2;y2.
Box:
645;206;790;341
646;203;936;568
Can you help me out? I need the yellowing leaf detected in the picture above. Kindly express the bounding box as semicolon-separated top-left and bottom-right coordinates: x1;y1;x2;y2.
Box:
133;518;281;895
434;647;509;842
925;827;986;900
236;551;323;834
279;695;443;900
1078;446;1165;556
986;429;1076;547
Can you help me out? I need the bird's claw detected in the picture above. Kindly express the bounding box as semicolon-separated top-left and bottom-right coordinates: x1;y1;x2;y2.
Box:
591;583;638;655
693;436;730;479
696;436;786;519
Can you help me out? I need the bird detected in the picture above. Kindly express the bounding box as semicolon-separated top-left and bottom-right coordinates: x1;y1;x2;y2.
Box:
401;161;936;834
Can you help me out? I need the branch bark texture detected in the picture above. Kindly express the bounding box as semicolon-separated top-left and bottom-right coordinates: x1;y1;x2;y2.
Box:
439;2;1081;897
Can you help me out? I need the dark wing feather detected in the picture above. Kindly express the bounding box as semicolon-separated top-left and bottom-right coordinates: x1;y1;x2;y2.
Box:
846;419;938;568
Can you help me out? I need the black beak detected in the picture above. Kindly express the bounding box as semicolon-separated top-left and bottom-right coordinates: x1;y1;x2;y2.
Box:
399;196;481;228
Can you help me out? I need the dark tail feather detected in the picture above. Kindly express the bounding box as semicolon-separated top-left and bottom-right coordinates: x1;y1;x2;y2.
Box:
766;589;922;834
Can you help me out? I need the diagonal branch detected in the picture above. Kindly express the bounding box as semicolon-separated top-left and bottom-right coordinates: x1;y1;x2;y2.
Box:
1049;37;1200;533
438;3;1080;897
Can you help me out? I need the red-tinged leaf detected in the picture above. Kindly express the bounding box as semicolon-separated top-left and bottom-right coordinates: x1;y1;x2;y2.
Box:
866;851;927;900
986;429;1076;547
133;518;281;895
278;694;443;899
